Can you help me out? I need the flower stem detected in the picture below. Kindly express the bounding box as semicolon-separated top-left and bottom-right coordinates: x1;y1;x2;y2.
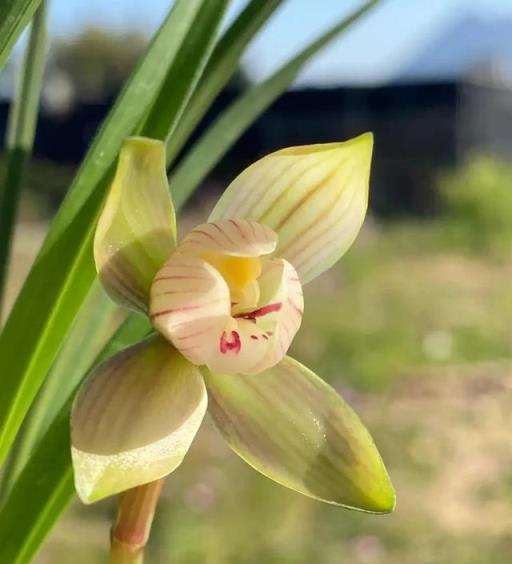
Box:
110;479;165;564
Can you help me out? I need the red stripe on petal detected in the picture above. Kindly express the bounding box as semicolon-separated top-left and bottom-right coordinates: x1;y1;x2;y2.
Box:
234;302;283;321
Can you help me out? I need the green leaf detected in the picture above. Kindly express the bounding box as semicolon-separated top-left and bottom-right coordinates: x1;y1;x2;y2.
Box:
3;0;272;468
170;0;380;209
0;0;223;466
0;404;74;564
0;315;150;564
0;0;47;308
204;356;395;513
165;0;284;164
137;0;230;141
0;0;42;71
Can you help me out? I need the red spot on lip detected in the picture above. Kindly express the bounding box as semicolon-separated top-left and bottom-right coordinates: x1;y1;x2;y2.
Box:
234;302;282;321
220;331;241;354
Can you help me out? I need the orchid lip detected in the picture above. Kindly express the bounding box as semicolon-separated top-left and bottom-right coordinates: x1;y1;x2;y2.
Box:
149;220;303;375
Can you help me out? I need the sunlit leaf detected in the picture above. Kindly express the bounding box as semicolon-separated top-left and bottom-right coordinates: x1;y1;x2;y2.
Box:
0;0;220;466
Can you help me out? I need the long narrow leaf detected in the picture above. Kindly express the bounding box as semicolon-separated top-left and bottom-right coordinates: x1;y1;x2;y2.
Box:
171;0;380;208
0;0;47;311
138;0;230;140
0;0;42;70
0;0;217;466
165;0;284;163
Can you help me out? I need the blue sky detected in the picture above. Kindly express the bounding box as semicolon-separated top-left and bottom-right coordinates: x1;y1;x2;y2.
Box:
48;0;512;85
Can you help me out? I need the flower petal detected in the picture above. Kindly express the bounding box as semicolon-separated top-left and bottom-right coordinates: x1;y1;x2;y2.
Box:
204;356;395;513
94;137;177;313
150;253;232;366
209;134;372;284
71;335;206;503
179;219;277;257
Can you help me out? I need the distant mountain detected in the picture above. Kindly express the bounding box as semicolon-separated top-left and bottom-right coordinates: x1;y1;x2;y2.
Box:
396;14;512;82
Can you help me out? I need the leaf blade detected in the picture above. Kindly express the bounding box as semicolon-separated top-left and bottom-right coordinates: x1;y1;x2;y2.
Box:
0;0;42;70
0;0;47;308
165;0;284;164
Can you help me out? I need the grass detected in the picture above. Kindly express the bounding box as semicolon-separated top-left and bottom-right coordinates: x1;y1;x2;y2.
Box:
8;206;512;563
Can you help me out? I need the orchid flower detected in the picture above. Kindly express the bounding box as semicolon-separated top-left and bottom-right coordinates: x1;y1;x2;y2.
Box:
71;135;395;522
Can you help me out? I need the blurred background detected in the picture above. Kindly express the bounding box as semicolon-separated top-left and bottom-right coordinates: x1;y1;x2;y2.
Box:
2;0;512;562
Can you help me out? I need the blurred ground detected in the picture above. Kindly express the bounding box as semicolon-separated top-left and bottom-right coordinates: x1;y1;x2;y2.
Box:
7;197;511;564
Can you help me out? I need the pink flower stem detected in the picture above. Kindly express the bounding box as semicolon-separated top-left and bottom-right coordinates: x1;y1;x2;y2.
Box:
109;479;165;564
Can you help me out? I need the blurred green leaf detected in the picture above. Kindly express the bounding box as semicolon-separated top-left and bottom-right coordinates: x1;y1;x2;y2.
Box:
0;315;150;564
204;356;395;513
0;0;42;70
0;0;224;466
171;0;379;208
0;0;47;310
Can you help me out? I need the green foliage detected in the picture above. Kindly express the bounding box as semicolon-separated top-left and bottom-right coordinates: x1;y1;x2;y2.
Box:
0;0;42;70
439;155;512;257
0;1;47;309
171;0;379;208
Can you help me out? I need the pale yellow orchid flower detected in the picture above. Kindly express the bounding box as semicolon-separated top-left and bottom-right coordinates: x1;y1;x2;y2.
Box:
71;134;394;516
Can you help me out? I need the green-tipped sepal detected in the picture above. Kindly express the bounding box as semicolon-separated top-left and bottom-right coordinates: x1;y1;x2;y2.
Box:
204;356;395;513
209;133;373;284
